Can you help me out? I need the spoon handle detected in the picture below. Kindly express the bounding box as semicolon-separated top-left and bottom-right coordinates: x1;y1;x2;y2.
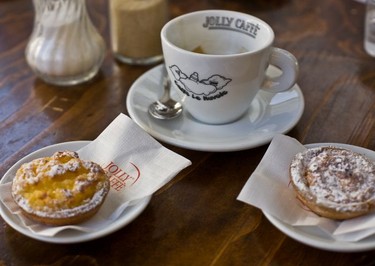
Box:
160;66;171;102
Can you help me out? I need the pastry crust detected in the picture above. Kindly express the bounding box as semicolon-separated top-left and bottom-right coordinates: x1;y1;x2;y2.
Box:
290;146;375;220
11;151;110;226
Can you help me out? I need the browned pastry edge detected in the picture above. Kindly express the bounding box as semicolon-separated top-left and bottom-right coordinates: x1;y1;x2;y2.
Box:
19;196;108;226
291;181;372;220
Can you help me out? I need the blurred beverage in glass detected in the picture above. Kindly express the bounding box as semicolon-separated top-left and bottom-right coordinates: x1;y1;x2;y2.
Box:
109;0;168;66
365;0;375;56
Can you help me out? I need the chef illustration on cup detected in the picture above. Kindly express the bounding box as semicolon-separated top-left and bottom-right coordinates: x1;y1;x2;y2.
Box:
169;65;231;101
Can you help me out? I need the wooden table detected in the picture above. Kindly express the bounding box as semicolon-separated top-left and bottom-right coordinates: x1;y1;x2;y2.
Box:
1;0;375;265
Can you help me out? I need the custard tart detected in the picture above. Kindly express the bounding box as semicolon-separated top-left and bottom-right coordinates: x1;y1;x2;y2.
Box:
11;151;110;226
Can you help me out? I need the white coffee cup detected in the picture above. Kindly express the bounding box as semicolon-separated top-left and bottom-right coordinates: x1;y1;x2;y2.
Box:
161;10;299;124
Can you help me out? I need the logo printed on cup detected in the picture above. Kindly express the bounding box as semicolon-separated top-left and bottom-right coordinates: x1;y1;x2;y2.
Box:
169;64;231;101
202;16;261;38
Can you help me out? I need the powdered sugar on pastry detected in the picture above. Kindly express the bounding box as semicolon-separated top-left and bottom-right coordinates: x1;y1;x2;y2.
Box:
290;146;375;219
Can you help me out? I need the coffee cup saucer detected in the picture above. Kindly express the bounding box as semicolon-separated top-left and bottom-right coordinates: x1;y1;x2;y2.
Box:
126;64;304;152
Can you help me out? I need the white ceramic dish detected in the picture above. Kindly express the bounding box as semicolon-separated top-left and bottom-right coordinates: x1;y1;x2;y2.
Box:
0;141;151;244
263;143;375;252
126;64;305;152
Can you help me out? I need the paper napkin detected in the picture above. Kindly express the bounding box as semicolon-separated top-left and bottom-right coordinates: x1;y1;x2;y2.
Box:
0;113;191;236
237;134;375;242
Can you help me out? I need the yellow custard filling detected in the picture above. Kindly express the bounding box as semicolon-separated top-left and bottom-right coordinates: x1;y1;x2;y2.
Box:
12;151;108;212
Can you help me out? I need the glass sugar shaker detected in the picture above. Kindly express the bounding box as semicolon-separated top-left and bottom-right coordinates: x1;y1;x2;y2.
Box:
109;0;168;65
25;0;106;86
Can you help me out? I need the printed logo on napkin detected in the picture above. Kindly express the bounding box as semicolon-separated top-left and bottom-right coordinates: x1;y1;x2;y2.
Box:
103;161;140;191
77;113;192;204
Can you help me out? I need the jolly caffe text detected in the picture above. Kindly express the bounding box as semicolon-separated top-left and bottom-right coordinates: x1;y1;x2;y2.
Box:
202;16;261;38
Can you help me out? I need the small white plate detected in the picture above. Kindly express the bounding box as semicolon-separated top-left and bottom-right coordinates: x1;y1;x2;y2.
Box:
263;143;375;252
0;141;151;244
126;64;305;152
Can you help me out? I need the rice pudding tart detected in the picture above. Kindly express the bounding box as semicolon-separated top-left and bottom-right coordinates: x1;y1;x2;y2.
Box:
290;146;375;220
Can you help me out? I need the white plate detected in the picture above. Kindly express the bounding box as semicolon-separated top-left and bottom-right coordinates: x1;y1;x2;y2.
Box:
263;143;375;252
0;141;151;244
126;64;305;152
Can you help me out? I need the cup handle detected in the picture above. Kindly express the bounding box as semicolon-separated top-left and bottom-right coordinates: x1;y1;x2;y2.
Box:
261;47;299;93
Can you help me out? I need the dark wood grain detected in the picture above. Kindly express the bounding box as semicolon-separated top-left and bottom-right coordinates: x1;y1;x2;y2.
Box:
0;0;374;265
